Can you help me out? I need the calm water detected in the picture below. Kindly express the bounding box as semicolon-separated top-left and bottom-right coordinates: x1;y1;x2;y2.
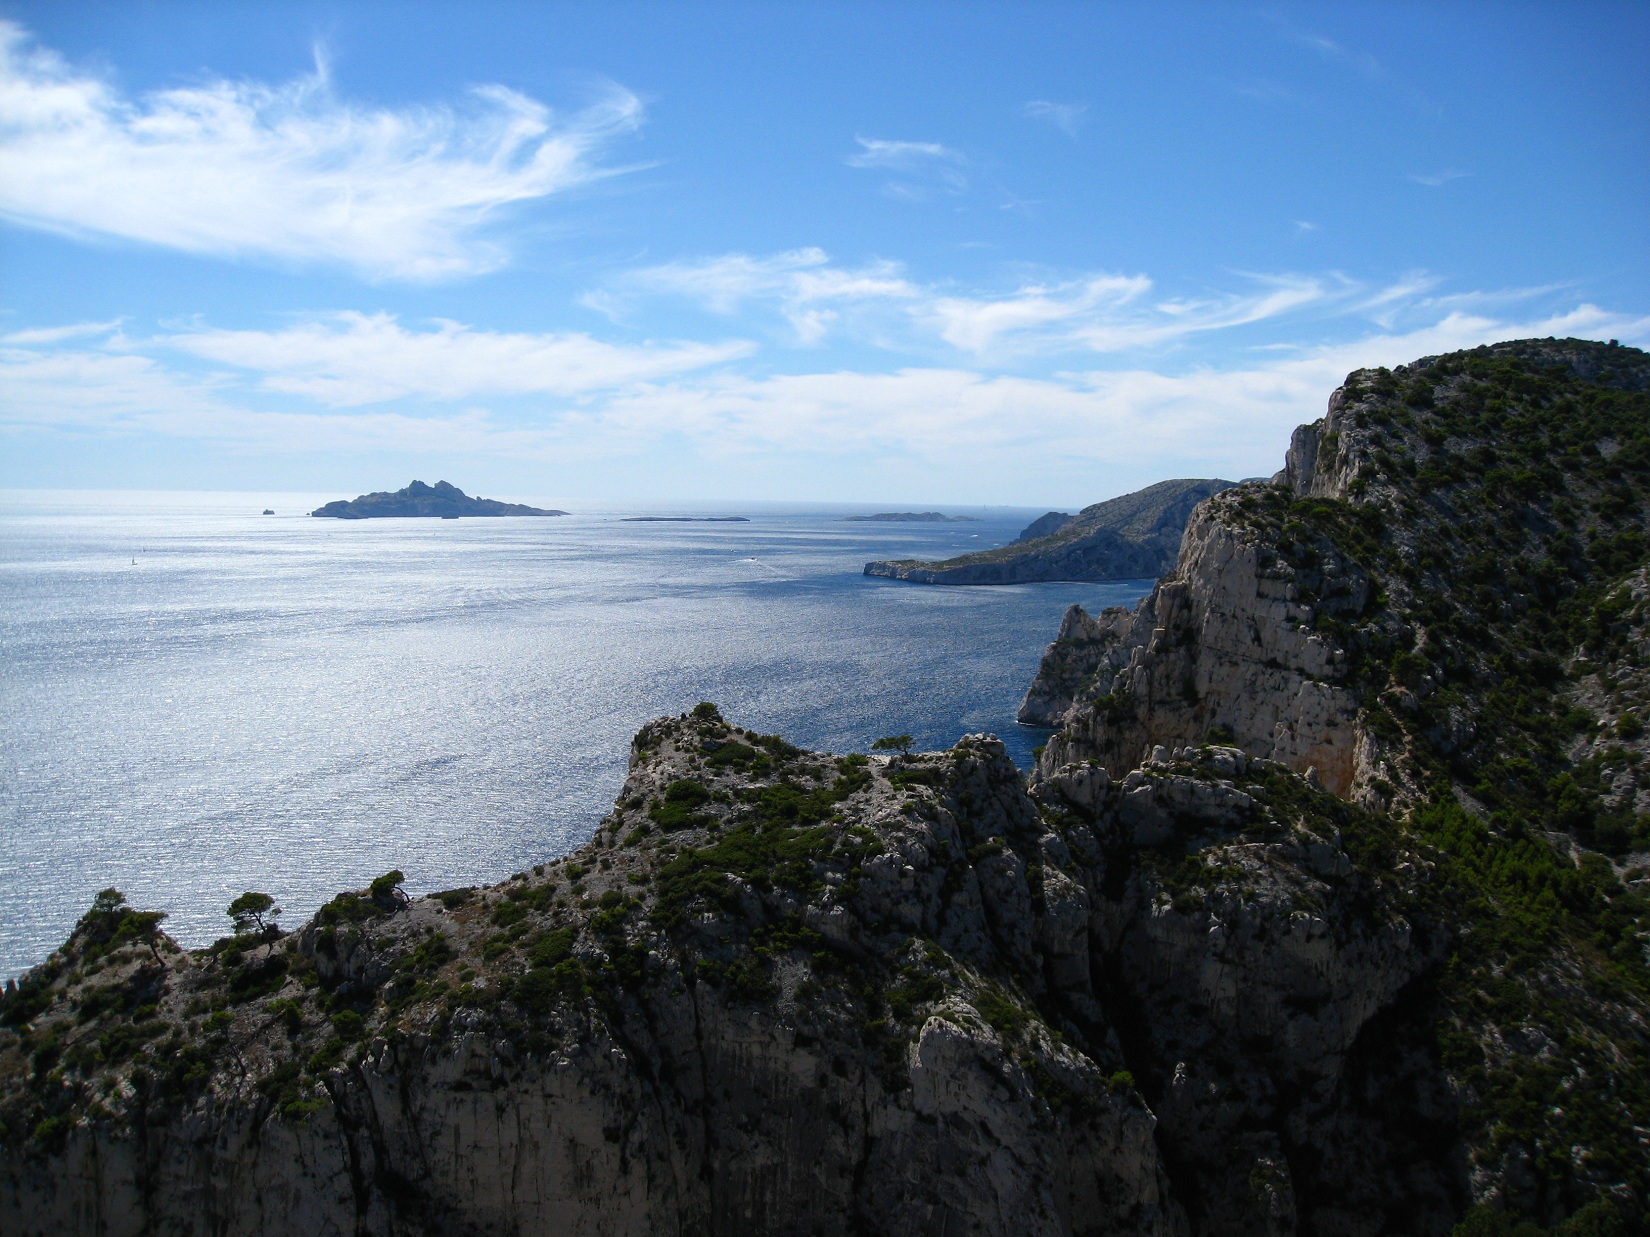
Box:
0;491;1151;978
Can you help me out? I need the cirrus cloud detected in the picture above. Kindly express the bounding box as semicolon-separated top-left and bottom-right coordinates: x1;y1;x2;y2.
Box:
0;21;643;281
6;301;1643;501
161;313;754;406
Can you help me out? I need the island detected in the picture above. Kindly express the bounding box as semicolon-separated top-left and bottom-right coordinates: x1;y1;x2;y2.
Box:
309;480;567;519
621;516;751;523
842;511;978;522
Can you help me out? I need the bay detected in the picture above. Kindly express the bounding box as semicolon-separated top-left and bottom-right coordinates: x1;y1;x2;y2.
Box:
0;490;1151;978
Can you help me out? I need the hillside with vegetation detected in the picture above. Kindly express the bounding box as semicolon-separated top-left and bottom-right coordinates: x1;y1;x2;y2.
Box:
864;477;1235;584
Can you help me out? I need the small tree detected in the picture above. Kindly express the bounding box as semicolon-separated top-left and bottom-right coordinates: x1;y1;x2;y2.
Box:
74;889;169;965
369;870;408;910
871;734;915;755
227;891;281;937
125;910;170;966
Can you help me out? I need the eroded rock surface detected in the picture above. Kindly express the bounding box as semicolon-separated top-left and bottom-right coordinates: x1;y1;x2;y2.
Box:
1;712;1440;1236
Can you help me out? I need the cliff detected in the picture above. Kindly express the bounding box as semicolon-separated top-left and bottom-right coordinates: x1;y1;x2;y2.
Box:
1024;336;1650;1229
0;710;1449;1236
863;479;1234;585
311;480;568;519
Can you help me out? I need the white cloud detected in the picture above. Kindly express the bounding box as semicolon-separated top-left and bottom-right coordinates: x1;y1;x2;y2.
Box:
927;272;1336;356
610;249;917;343
926;275;1153;352
597;250;1635;365
584;304;1650;487
0;21;642;280
1409;169;1469;187
846;137;967;195
161;313;754;406
5;291;1644;499
846;137;962;172
1;319;123;345
1021;100;1086;136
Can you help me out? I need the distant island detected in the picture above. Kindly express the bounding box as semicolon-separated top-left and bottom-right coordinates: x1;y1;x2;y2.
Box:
310;480;567;519
843;511;978;523
622;516;751;523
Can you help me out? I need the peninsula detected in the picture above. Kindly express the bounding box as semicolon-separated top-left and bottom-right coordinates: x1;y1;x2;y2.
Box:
621;516;751;523
5;340;1647;1236
864;477;1234;584
310;480;567;519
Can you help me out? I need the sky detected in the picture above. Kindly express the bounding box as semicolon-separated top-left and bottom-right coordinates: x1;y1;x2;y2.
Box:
0;2;1646;508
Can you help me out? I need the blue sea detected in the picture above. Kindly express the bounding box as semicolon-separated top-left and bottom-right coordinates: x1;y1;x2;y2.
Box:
0;491;1151;979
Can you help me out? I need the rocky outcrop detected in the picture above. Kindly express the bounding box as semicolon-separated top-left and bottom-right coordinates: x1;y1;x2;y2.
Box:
1021;491;1373;797
1;710;1446;1236
865;478;1235;585
311;480;567;518
1022;338;1650;1229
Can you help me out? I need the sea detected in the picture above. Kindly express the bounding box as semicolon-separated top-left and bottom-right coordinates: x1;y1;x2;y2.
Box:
0;490;1152;980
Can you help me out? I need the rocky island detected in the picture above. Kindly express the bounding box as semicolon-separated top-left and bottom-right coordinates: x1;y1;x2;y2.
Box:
844;512;979;522
864;477;1234;584
310;480;567;519
4;339;1647;1236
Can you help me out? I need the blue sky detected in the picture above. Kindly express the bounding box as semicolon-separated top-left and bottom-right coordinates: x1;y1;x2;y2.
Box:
0;2;1646;506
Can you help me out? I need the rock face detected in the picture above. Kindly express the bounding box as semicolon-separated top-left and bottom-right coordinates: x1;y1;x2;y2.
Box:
311;480;567;519
864;479;1234;585
1023;337;1650;1229
2;710;1451;1236
1019;494;1372;798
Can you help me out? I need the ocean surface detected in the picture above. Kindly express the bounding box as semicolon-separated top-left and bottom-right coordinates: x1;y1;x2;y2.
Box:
0;491;1152;979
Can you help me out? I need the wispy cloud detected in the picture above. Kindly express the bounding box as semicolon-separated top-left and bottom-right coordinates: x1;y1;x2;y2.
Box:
925;275;1153;352
845;136;967;197
5;303;1645;494
1409;169;1470;187
846;137;963;173
1;319;123;345
604;249;917;343
599;251;1572;359
1021;100;1086;136
160;313;752;405
0;21;643;280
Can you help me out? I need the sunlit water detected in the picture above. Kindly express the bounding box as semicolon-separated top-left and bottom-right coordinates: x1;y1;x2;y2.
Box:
0;491;1151;978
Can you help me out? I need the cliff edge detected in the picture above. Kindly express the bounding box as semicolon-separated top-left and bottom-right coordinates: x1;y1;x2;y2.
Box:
2;707;1455;1236
1023;336;1650;1230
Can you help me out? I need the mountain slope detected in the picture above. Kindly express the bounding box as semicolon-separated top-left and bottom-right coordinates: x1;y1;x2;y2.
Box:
864;478;1235;584
1025;337;1650;1228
